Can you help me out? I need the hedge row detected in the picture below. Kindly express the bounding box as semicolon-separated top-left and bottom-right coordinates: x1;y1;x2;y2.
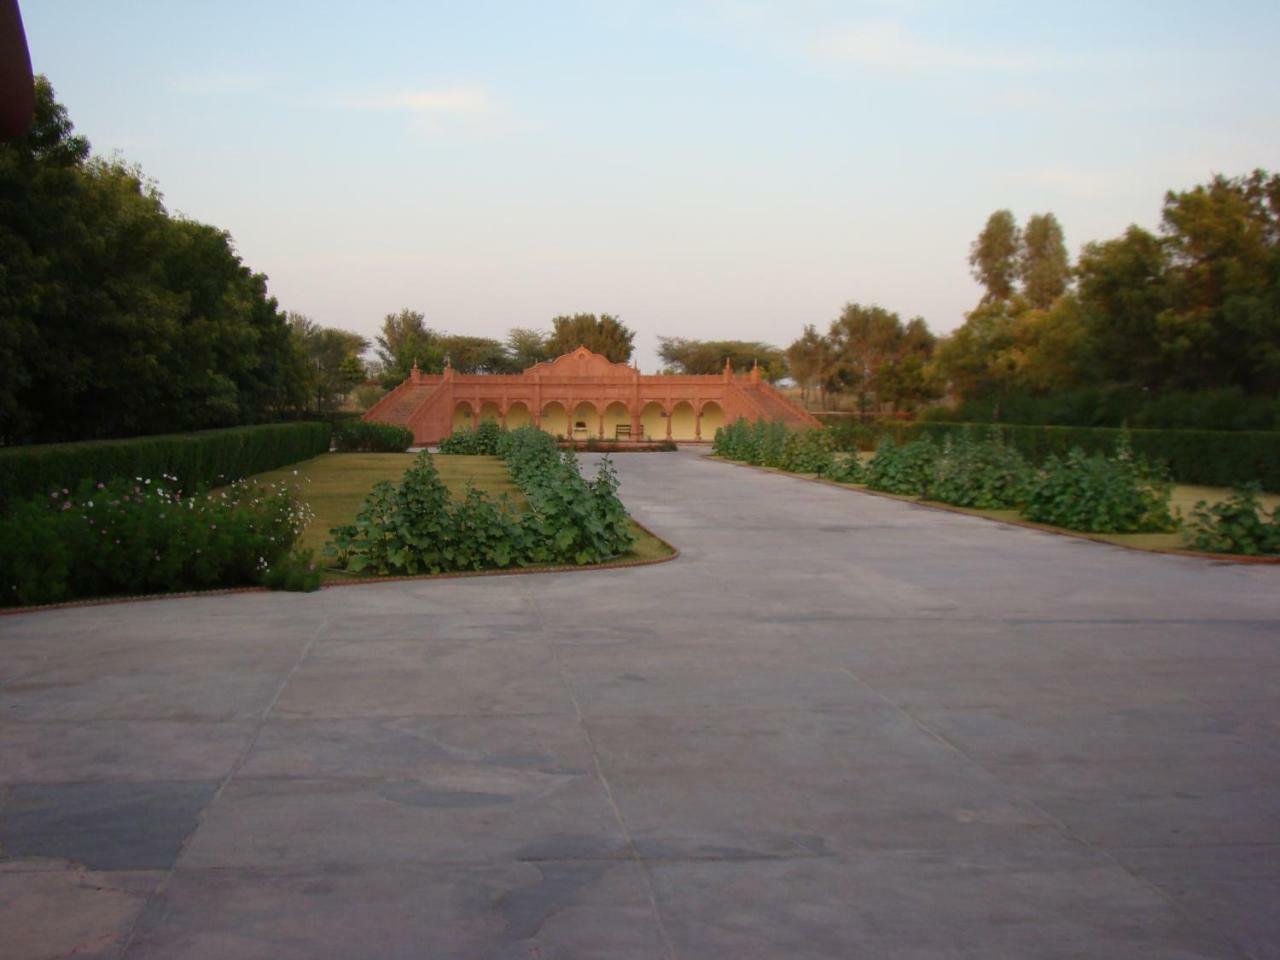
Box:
883;423;1280;492
0;422;332;506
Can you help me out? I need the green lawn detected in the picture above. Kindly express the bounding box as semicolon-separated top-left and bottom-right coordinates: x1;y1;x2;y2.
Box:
253;452;674;579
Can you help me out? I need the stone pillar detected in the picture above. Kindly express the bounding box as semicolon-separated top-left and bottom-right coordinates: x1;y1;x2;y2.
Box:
665;409;673;440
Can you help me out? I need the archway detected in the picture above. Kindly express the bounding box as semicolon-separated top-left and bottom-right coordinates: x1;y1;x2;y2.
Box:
478;401;501;423
571;401;598;439
699;401;725;440
541;401;568;438
670;401;697;441
505;402;532;430
603;402;630;440
452;402;474;434
640;402;666;441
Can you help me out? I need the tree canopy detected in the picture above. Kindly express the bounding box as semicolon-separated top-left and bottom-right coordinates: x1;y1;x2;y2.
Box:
0;77;310;443
656;338;785;380
545;313;635;362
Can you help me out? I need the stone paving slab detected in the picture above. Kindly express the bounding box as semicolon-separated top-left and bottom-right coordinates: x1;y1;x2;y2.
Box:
1;448;1278;959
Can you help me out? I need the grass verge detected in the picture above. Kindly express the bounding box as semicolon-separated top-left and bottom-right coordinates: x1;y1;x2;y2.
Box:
253;452;675;581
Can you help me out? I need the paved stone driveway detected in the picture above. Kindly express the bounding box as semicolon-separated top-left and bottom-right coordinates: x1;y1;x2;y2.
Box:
2;448;1278;959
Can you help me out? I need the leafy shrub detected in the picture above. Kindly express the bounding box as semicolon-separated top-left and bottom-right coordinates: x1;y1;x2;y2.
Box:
327;427;634;576
331;419;414;452
1181;484;1280;555
0;422;332;508
814;417;879;452
438;420;503;455
865;437;939;497
780;430;837;475
1022;439;1175;533
929;432;1034;510
899;422;1280;492
0;475;313;607
823;453;865;484
261;549;323;592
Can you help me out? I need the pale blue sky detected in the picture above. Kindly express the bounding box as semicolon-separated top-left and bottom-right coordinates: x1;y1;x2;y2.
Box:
24;1;1280;370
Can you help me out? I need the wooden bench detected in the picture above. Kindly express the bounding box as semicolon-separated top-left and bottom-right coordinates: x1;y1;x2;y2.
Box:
614;424;632;440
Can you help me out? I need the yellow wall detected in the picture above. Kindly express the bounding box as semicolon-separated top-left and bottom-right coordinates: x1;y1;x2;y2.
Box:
541;402;568;438
478;401;501;423
452;403;474;433
572;402;598;437
700;402;725;439
670;402;696;441
506;403;532;429
640;402;666;440
603;402;630;439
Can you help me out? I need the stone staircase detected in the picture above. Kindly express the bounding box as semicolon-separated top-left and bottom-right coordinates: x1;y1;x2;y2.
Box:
735;380;823;430
364;380;440;427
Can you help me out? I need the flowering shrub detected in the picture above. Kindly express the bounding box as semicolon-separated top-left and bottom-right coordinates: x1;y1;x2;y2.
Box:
0;476;313;607
327;427;634;576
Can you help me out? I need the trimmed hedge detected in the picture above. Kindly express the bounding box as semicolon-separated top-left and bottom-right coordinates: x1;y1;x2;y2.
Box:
886;423;1280;492
0;422;332;506
332;419;414;452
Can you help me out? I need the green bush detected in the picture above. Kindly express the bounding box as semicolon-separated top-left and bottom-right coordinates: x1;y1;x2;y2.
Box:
780;430;837;474
1022;439;1175;534
1181;484;1280;555
897;422;1280;492
438;420;503;455
0;422;332;507
929;432;1035;510
865;437;939;497
331;419;414;452
0;475;313;607
326;427;634;576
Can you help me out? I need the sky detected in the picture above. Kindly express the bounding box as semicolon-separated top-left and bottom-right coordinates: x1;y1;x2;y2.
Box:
22;0;1280;371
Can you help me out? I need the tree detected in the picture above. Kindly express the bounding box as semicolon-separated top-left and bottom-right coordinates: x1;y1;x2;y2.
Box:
1020;212;1071;309
375;308;442;387
969;210;1021;303
828;303;911;412
785;325;840;407
656;337;786;381
290;314;368;411
505;327;552;369
0;77;312;442
545;313;635;362
438;334;514;374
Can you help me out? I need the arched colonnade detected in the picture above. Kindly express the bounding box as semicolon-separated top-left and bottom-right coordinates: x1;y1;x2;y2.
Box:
450;398;726;441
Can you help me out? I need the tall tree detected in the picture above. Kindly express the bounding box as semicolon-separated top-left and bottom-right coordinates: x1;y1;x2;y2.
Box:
657;337;785;380
1020;212;1071;308
545;313;635;362
290;314;368;411
969;210;1021;303
505;327;552;369
785;325;840;407
438;334;513;374
828;303;909;412
375;308;442;386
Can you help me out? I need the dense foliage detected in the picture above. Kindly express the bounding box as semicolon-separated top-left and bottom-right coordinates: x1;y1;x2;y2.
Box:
896;422;1280;492
712;419;862;482
326;427;634;575
0;475;313;607
1022;446;1175;534
0;422;331;508
437;420;503;455
331;419;413;453
1181;485;1280;556
657;338;786;381
0;78;316;444
932;171;1280;428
